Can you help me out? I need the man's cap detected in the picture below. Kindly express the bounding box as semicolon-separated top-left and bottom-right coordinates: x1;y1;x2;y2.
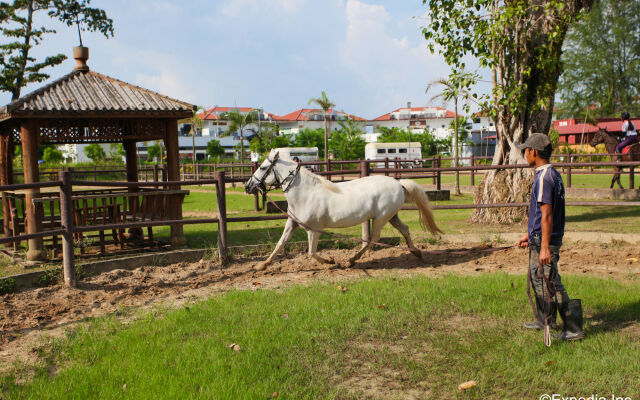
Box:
516;133;552;151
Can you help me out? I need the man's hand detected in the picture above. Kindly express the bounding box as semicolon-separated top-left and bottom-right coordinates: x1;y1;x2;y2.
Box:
516;234;529;248
539;246;551;266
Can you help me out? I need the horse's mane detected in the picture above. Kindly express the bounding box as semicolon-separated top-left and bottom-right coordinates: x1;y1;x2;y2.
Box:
299;167;342;193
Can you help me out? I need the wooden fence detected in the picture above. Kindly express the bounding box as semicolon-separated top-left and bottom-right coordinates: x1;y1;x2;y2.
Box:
3;158;640;288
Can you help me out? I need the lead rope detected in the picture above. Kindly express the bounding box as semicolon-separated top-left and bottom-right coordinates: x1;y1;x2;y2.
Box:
527;247;555;347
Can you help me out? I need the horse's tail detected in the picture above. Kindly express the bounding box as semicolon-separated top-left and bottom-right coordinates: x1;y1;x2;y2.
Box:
399;179;443;236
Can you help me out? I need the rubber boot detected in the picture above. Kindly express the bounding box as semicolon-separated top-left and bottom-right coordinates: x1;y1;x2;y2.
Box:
555;299;585;341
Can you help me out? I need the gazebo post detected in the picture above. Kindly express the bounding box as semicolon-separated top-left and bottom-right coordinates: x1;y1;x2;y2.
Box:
124;139;143;240
20;120;46;261
164;119;185;246
1;135;12;242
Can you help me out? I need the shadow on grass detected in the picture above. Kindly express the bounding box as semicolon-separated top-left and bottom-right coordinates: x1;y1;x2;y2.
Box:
567;206;640;224
587;300;640;336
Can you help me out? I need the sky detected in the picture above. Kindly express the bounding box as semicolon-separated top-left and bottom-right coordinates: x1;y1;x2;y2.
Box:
0;0;482;120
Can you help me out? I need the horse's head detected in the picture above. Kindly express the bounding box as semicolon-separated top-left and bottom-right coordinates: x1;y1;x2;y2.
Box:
590;127;608;148
245;150;299;194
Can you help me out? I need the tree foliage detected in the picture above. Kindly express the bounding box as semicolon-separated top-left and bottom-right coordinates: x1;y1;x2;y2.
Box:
328;118;366;160
84;143;105;162
557;0;640;118
206;139;225;161
293;128;324;158
42;146;63;163
147;143;162;161
0;0;114;100
377;127;450;156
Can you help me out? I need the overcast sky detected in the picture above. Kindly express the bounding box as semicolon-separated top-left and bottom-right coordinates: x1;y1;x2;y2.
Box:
1;0;485;119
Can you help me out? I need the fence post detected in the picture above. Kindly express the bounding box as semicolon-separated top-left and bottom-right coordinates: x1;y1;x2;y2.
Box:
470;155;475;186
58;171;76;288
215;171;228;264
384;157;389;177
182;164;186;181
436;155;441;191
566;155;572;188
252;162;260;211
359;160;371;243
630;167;635;189
11;208;19;254
153;164;159;183
326;159;332;181
93;165;97;182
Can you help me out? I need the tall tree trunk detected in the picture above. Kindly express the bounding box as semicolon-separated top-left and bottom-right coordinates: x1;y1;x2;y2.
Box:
472;0;570;223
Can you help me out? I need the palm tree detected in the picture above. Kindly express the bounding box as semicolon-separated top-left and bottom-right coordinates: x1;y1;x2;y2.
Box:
189;106;206;177
426;72;475;196
308;91;335;161
219;109;258;164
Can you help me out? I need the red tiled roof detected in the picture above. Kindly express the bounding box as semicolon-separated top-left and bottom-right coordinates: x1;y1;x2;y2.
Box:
554;119;640;135
196;106;280;121
373;106;457;121
275;108;366;122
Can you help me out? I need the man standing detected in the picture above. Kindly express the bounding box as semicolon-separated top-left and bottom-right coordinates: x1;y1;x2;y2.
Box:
516;133;584;342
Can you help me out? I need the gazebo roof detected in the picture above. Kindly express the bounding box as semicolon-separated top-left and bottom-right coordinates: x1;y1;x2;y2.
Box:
0;69;194;121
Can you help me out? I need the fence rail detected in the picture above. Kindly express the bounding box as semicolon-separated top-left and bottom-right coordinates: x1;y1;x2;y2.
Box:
4;157;640;288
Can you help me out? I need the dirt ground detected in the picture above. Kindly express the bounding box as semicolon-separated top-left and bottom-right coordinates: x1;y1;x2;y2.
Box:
1;237;640;374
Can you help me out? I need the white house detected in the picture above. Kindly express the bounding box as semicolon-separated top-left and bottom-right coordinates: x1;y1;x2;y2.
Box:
371;103;458;140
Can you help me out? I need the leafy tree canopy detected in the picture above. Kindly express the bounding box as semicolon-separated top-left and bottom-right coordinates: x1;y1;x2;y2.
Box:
42;146;63;163
557;0;640;118
293;128;324;158
84;143;105;162
147;143;162;161
206;139;225;160
0;0;114;100
329;119;366;160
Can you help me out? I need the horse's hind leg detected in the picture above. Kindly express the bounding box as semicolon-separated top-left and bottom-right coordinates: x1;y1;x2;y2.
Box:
307;229;334;265
346;218;386;267
255;218;298;271
389;214;422;259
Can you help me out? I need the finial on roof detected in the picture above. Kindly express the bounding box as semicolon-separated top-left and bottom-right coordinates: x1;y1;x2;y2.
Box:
73;46;89;72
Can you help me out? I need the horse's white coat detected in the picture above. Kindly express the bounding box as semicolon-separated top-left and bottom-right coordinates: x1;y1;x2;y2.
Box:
246;150;442;270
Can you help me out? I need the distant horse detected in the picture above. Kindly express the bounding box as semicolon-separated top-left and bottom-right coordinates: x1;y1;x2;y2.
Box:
245;150;443;271
590;128;640;189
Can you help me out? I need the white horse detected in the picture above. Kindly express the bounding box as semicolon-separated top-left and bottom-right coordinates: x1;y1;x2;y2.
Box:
245;150;443;270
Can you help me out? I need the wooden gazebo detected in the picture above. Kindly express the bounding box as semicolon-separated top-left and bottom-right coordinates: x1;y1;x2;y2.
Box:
0;46;194;260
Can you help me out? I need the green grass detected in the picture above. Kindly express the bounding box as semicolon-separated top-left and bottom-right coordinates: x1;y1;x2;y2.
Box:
430;171;636;189
2;273;639;399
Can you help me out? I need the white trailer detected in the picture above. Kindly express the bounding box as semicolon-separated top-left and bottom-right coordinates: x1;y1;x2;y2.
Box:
365;142;422;168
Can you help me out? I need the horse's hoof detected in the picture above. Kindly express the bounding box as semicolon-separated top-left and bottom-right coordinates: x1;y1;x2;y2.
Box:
326;258;335;264
411;249;423;259
345;260;355;268
254;262;268;271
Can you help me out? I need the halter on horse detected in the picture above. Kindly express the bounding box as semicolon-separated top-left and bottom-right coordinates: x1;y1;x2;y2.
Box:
245;150;442;271
590;128;640;189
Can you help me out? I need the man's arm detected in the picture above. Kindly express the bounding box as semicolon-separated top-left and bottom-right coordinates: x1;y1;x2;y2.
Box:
539;203;553;265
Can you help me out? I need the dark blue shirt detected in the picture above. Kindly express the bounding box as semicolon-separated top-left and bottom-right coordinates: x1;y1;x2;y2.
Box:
528;164;565;246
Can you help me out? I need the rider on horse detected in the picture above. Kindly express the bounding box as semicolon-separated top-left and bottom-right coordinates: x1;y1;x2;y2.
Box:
615;112;638;154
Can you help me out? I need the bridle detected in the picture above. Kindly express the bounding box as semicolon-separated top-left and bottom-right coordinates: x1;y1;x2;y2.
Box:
250;153;302;194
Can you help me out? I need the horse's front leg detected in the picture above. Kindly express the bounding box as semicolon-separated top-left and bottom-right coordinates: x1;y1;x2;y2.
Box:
307;229;334;265
255;218;298;271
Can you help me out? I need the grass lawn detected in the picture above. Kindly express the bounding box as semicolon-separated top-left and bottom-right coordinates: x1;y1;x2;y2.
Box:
433;171;635;189
2;273;638;399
